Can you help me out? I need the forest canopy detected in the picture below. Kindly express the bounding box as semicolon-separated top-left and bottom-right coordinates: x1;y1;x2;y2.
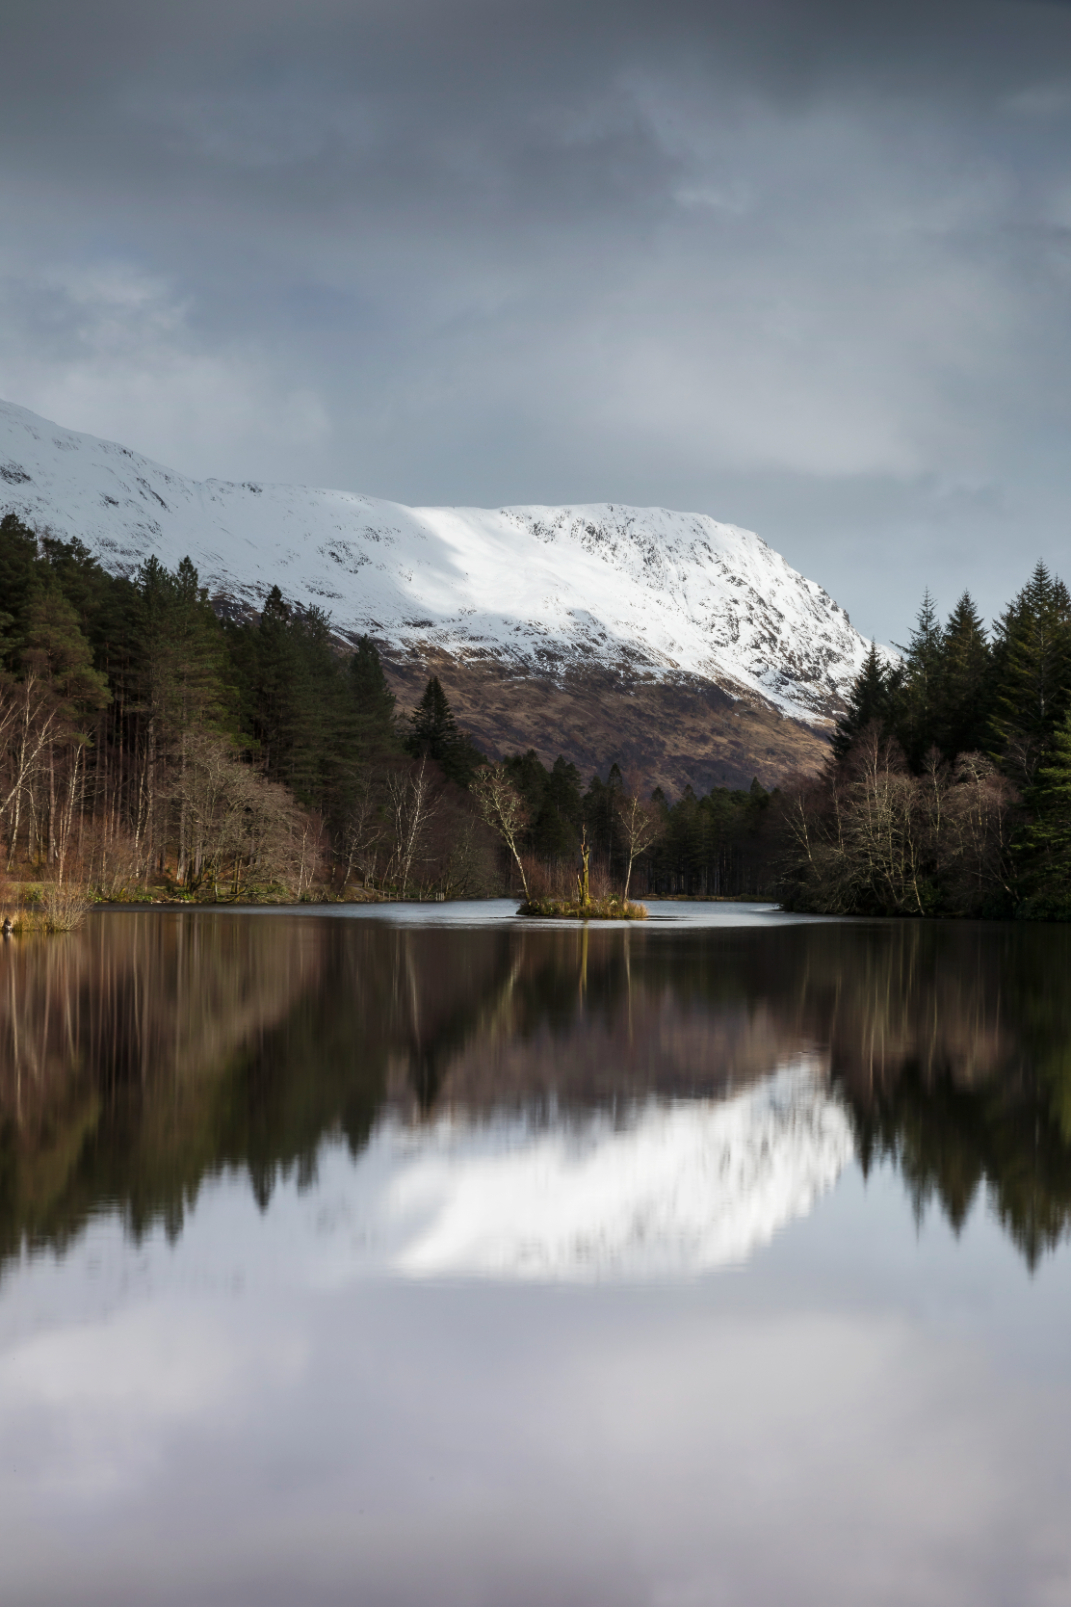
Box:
784;564;1071;919
0;514;770;902
7;507;1070;917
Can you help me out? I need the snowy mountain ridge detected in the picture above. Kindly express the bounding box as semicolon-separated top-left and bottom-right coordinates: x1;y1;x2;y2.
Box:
0;398;873;723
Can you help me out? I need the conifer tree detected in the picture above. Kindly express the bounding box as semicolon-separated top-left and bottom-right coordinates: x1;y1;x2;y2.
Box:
21;586;111;872
22;587;110;717
532;755;582;857
245;585;301;778
408;676;456;755
38;531;120;642
832;643;891;760
122;555;236;865
584;765;625;868
405;676;482;787
0;513;40;669
893;591;945;767
287;605;352;808
127;555;232;744
1026;709;1071;893
348;636;397;758
503;749;549;818
989;562;1071;786
935;591;991;760
242;588;342;803
171;557;234;732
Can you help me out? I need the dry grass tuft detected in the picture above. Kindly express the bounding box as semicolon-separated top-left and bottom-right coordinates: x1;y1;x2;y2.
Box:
39;884;93;932
1;885;94;934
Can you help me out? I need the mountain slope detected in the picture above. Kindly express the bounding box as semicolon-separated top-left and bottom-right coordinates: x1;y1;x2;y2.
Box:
0;398;874;788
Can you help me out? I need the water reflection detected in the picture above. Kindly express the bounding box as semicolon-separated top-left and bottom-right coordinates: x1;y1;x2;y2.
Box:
2;911;1071;1271
322;1062;852;1279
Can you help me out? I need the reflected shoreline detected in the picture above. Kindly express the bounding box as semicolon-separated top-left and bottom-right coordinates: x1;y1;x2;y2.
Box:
2;909;1071;1271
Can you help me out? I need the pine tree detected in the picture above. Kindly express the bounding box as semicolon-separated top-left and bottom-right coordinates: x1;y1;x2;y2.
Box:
1026;710;1071;893
408;677;456;755
532;756;582;858
17;585;110;872
935;591;991;760
38;531;120;643
244;585;301;779
126;556;234;746
832;643;891;761
0;513;40;669
172;558;233;731
348;636;397;758
892;591;945;768
503;749;549;818
243;588;339;802
286;605;352;808
664;784;704;894
989;562;1071;786
583;764;626;870
115;555;238;863
22;587;110;717
405;676;482;787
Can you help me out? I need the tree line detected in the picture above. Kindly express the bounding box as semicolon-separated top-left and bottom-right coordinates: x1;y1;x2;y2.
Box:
782;562;1071;918
0;513;496;898
31;504;1071;917
498;752;776;899
0;513;776;901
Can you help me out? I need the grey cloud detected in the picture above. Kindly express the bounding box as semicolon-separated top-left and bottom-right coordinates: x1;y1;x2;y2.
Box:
3;0;1071;639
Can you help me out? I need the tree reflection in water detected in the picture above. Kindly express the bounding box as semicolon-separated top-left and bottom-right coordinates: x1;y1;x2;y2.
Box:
1;910;1071;1269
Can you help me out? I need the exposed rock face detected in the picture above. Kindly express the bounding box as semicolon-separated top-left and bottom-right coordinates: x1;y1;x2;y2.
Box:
0;397;876;789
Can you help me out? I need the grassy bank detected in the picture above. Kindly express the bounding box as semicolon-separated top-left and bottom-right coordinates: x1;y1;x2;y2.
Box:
1;884;94;933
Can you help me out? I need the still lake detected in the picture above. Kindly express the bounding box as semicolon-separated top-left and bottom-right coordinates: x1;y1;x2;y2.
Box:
2;900;1071;1605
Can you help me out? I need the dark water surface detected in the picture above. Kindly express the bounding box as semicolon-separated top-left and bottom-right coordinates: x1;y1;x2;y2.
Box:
2;901;1071;1605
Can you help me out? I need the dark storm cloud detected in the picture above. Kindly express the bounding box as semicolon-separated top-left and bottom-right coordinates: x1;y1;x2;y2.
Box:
3;0;1071;638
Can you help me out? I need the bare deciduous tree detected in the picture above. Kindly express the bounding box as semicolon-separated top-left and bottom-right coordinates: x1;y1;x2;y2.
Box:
339;770;387;891
781;727;1020;915
615;787;665;900
471;763;531;898
385;757;441;894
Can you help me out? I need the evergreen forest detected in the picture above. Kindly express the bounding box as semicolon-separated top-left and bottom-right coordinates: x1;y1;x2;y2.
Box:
6;506;1071;919
784;563;1071;918
0;515;771;907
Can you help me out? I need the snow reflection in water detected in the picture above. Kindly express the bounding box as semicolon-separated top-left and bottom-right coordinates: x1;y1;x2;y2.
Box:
350;1061;852;1280
4;912;1071;1607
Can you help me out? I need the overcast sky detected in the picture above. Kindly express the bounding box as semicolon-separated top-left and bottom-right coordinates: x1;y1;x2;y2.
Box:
3;0;1071;641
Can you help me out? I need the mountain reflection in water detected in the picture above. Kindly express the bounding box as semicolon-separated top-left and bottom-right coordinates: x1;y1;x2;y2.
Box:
2;909;1071;1273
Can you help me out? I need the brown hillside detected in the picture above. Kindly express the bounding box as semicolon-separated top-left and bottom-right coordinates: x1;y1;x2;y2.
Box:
381;648;831;795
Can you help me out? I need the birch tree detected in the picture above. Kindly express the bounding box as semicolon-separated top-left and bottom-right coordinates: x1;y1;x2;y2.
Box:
471;762;530;898
615;788;665;900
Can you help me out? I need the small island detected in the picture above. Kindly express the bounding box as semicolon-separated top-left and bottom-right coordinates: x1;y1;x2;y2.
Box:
516;832;647;920
518;895;647;920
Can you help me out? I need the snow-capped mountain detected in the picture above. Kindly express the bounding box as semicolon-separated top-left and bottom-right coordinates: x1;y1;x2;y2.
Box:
0;399;871;725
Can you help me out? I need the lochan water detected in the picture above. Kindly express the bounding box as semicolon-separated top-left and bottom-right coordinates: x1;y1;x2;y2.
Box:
1;901;1071;1606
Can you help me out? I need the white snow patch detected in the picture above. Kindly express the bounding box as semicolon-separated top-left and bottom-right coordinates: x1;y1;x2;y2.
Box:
343;1060;854;1281
0;397;885;722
